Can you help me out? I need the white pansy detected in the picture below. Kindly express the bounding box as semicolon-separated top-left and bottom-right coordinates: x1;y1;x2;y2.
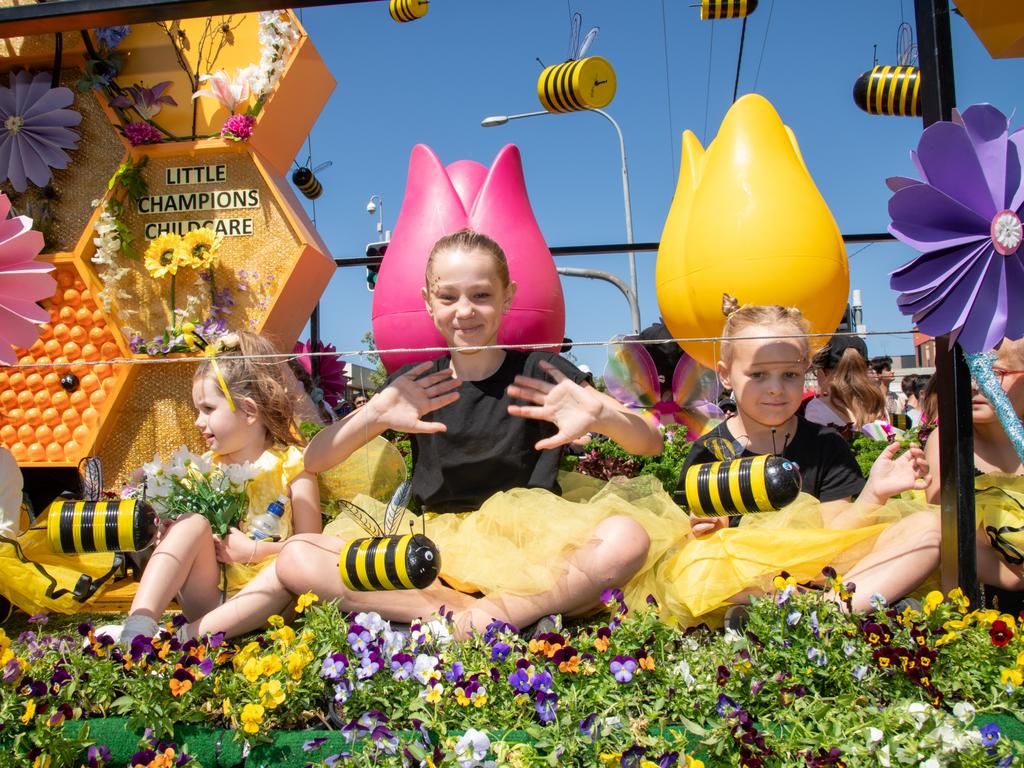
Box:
951;701;975;724
867;727;884;746
454;728;489;768
354;611;386;635
919;759;940;768
412;653;438;684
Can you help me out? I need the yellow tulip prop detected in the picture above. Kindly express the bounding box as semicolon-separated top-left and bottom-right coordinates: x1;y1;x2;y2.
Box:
656;94;849;370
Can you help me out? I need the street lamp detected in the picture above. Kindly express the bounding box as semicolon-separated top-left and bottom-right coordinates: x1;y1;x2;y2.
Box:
366;194;390;242
481;108;639;333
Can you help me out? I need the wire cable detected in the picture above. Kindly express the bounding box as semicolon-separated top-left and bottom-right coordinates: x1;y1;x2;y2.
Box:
732;15;748;103
703;20;715;143
660;0;677;176
751;0;775;92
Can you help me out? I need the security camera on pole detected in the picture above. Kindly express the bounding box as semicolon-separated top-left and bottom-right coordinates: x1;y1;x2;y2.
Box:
365;194;391;291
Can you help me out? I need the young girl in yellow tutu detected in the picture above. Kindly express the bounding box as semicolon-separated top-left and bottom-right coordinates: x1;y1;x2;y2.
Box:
924;337;1024;603
652;297;940;627
186;229;686;640
116;332;321;642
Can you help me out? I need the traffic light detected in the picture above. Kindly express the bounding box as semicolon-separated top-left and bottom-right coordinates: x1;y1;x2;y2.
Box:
366;241;388;291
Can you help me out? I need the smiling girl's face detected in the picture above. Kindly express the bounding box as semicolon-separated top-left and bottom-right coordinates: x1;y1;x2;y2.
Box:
718;322;809;430
423;246;517;353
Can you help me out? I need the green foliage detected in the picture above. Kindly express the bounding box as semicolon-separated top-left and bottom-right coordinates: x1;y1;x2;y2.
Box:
105;158;149;260
563;427;692;494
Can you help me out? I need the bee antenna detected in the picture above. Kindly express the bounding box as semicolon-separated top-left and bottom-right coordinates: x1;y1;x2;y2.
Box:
770;427;778;456
536;56;546;69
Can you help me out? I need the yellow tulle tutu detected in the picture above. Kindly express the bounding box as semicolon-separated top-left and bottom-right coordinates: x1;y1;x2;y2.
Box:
651;493;933;628
323;471;689;609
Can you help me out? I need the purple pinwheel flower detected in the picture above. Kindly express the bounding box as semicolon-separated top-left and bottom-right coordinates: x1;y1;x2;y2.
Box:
0;71;81;192
889;104;1024;352
293;339;348;408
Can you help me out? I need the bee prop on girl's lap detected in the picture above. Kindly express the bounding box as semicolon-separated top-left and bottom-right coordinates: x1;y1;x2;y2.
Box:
676;437;802;517
328;480;441;591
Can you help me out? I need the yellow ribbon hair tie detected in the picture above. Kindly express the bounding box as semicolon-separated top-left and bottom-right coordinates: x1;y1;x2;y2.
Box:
200;332;240;412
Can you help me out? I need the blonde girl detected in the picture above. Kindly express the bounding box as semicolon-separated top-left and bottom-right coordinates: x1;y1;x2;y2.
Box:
654;297;939;626
807;339;887;433
118;332;320;642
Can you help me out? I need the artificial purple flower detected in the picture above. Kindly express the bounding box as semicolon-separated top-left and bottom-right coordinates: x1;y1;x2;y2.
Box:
0;71;81;192
111;81;177;120
221;114;255;142
293;339;348;408
889;104;1024;352
123;121;162;146
94;26;131;49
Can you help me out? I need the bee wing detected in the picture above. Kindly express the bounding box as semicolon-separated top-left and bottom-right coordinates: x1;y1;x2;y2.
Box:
705;435;746;462
313;160;333;173
384;479;412;535
577;26;599;59
331;499;385;537
79;456;103;501
568;11;581;60
603;336;660;410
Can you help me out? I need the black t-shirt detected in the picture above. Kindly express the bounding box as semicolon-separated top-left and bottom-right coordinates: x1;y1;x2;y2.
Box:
390;351;591;513
676;416;866;504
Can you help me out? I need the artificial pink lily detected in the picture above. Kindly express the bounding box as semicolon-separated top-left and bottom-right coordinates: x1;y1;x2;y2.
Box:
192;70;251;113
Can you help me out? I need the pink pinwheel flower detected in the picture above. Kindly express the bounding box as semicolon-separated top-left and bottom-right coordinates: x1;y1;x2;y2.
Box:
0;71;81;192
0;192;53;364
293;339;348;408
889;104;1024;352
193;70;251;114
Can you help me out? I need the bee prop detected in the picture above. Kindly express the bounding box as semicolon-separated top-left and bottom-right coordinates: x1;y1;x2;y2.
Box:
331;480;441;591
389;0;428;23
853;22;921;117
291;158;333;201
603;336;723;440
674;437;802;517
700;0;758;20
537;12;616;114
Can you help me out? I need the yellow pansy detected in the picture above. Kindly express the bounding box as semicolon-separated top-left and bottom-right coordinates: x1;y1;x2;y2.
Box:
773;575;797;591
600;754;622;764
947;587;970;613
241;703;265;734
923;590;944;615
271;625;296;647
260;654;283;677
686;758;705;768
259;679;286;709
1002;668;1024;687
473;692;488;708
242;657;261;683
267;615;284;629
287;646;313;679
423;681;443;704
943;618;971;631
181;227;222;270
296;592;319;613
21;699;35;724
143;233;185;279
0;628;9;650
935;632;958;647
1016;651;1024;668
222;698;232;716
456;688;471;707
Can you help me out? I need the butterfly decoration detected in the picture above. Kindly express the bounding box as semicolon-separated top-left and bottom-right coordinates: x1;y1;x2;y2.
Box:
603;336;724;441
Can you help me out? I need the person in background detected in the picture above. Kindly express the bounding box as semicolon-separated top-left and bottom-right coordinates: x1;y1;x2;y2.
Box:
805;335;885;436
870;355;907;415
353;393;369;408
901;374;929;427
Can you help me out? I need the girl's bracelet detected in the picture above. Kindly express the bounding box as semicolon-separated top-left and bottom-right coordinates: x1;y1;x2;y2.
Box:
245;539;259;566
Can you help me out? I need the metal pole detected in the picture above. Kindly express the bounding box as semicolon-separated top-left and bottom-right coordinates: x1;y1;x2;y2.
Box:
309;303;321;383
590;109;639;334
914;0;979;605
556;267;641;333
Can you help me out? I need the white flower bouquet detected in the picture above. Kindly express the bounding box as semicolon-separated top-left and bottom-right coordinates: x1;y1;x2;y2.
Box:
130;447;257;536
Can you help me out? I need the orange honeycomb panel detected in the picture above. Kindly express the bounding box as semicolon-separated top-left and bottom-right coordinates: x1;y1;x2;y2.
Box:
0;260;133;467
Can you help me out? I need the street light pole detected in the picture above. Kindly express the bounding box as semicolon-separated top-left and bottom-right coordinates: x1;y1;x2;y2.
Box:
366;194;389;242
482;109;639;333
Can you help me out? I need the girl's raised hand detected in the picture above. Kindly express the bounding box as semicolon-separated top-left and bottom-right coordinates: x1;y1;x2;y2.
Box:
369;361;461;434
507;360;604;450
861;442;932;505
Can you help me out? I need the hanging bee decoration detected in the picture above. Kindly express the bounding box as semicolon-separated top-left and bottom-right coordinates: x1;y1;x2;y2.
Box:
291;155;333;201
389;0;428;22
537;11;617;114
853;21;921;117
674;435;802;517
330;480;441;591
699;0;758;20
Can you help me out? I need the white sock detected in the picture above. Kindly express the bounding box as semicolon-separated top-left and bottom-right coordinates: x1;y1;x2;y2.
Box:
121;614;159;644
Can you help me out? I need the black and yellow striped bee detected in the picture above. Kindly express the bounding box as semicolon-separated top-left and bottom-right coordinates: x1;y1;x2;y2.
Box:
674;435;802;517
291;159;333;201
537;12;616;114
853;21;921;117
330;480;440;591
699;0;758;20
389;0;428;23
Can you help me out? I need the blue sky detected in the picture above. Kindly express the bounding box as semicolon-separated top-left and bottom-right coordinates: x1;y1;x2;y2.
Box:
294;0;1024;376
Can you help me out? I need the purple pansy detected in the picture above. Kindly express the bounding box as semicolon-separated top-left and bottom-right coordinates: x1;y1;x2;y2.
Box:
889;104;1024;351
609;655;637;683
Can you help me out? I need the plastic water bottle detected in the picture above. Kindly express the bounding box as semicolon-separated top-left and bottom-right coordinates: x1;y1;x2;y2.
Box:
249;498;286;542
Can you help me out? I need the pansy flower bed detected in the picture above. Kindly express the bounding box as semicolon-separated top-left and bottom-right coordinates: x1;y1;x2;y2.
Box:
2;576;1024;767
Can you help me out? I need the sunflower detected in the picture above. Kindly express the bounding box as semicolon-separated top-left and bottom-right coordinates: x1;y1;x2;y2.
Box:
181;227;223;269
144;233;185;278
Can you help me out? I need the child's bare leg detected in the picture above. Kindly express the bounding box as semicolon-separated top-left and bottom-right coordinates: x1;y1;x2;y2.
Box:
274;534;475;621
844;511;941;610
453;516;650;635
130;514;222;621
976;526;1024;590
191;563;294;639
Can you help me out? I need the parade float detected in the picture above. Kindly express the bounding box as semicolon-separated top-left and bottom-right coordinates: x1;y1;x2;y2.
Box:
0;1;1023;766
